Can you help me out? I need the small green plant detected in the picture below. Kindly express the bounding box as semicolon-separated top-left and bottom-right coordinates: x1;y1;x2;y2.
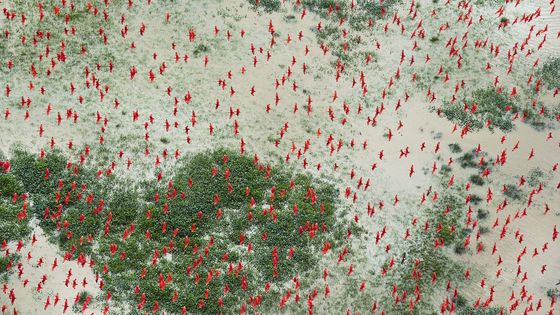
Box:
503;184;523;200
0;256;9;275
454;243;466;254
449;143;462;153
547;288;560;298
469;174;484;186
457;306;502;315
459;151;476;168
283;14;296;22
72;291;91;313
456;294;467;307
193;43;209;57
477;209;489;220
0;202;30;244
527;168;545;187
470;194;482;205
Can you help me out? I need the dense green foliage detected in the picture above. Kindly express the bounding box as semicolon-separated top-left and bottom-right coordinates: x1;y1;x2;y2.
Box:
443;88;520;132
0;171;30;274
540;57;560;89
8;148;348;314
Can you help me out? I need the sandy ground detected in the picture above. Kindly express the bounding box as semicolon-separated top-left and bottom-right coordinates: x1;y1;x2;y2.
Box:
1;224;101;315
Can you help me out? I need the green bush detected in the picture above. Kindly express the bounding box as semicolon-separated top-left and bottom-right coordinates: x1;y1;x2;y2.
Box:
0;256;9;275
503;184;523;200
0;174;22;197
9;149;66;196
527;168;544;186
477;209;489;220
442;88;520;132
248;0;281;12
192;43;210;58
470;194;482;205
0;203;30;245
540;57;560;89
457;306;502;315
378;183;472;313
458;150;488;170
469;174;484;186
449;143;462;153
547;288;560;298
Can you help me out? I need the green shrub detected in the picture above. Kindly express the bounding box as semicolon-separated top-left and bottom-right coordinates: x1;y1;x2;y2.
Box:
477;209;489;220
458;151;478;169
469;174;484;186
193;43;209;57
449;143;462;153
10;149;66;196
456;294;467;308
0;174;22;197
527;168;544;187
248;0;281;12
457;306;502;315
470;194;482;205
0;203;30;244
547;288;560;298
503;184;523;200
378;183;472;313
0;256;9;274
540;57;560;89
442;88;520;132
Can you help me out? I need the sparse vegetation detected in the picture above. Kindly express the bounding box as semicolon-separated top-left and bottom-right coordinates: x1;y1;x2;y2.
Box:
378;179;472;313
527;168;545;187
